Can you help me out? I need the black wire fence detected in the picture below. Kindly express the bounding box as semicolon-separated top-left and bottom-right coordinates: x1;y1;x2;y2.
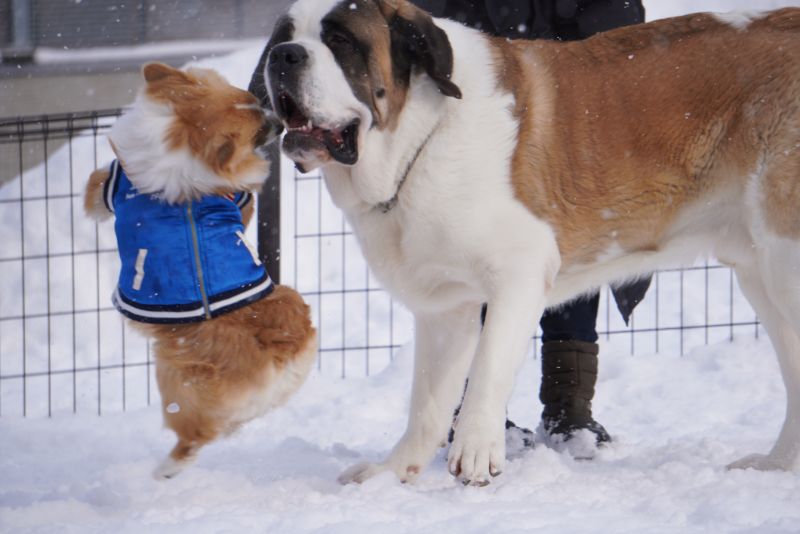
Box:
0;109;761;418
0;109;141;418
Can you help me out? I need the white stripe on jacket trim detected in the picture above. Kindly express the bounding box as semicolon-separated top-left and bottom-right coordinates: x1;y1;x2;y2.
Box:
209;276;271;312
104;160;120;213
236;191;252;209
113;287;206;320
112;276;274;321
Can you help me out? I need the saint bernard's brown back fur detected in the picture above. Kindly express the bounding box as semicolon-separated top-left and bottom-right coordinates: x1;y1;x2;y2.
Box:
491;9;800;267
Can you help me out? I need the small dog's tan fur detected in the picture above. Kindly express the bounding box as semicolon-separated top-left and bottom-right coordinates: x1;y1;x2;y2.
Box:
84;168;114;221
138;285;315;472
84;63;316;478
143;62;271;195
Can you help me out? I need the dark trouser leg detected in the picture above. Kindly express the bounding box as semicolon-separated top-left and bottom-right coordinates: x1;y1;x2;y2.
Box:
539;293;611;444
540;292;599;344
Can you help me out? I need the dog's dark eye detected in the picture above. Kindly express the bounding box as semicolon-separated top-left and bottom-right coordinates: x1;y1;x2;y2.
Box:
328;31;351;47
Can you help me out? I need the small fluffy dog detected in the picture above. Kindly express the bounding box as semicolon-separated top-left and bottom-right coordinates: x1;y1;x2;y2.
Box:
84;62;317;479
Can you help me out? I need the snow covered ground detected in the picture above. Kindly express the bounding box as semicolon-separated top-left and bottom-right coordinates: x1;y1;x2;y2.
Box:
2;338;799;533
2;0;800;532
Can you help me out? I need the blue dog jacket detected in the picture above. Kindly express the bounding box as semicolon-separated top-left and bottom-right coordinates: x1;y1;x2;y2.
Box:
102;160;274;324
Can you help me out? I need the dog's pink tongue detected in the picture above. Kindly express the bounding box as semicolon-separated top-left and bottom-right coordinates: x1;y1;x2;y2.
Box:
326;128;344;146
310;127;327;142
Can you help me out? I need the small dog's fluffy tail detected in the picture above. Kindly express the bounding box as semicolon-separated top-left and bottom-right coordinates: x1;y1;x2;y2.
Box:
84;167;113;222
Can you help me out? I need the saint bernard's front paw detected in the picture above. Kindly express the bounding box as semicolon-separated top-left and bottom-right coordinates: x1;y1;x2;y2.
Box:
447;413;505;486
727;453;794;472
338;461;422;485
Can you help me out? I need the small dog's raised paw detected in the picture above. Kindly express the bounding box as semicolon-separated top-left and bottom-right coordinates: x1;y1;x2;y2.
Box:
153;455;194;480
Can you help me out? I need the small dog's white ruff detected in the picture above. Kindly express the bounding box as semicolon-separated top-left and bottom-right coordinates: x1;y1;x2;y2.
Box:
107;96;263;204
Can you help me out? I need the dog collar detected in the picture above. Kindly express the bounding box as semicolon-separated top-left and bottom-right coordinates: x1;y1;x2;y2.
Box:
376;119;442;214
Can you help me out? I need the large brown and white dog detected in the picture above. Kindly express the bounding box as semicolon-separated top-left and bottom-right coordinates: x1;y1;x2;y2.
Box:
249;1;800;485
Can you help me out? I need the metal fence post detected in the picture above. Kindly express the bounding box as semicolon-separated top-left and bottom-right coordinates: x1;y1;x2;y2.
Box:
258;142;281;284
4;0;33;61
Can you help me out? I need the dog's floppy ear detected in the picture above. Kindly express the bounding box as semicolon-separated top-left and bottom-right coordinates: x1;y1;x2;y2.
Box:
215;137;236;171
380;0;462;99
197;133;238;175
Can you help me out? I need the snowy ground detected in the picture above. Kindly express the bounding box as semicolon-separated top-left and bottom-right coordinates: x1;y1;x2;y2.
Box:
3;0;800;532
2;338;799;533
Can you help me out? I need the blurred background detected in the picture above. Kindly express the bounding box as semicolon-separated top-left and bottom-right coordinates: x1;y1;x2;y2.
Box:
0;0;293;117
2;0;796;117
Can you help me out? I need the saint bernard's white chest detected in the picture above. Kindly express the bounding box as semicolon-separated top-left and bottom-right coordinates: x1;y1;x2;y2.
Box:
312;18;561;314
321;126;549;313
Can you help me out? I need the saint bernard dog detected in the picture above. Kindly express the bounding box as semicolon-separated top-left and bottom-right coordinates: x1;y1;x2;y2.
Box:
249;0;800;486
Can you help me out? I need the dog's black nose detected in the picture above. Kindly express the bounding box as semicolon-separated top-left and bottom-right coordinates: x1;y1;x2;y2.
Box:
269;43;309;71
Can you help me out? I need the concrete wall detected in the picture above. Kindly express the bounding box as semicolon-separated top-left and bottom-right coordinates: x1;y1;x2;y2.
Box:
0;69;143;118
4;0;291;48
1;0;292;117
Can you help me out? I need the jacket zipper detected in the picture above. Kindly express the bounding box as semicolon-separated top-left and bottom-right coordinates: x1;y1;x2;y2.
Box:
187;202;212;319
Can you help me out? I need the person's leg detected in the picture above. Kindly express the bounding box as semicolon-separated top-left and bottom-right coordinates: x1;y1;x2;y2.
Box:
540;292;600;345
539;292;611;444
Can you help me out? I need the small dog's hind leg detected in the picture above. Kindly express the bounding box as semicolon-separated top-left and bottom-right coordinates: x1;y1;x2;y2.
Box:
153;439;203;480
153;400;220;480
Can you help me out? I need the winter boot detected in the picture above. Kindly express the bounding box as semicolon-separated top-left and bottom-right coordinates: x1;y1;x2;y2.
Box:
504;418;536;456
539;340;611;445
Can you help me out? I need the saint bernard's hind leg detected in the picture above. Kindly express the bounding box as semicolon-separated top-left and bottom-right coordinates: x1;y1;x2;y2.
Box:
727;256;800;471
448;256;554;486
338;305;482;484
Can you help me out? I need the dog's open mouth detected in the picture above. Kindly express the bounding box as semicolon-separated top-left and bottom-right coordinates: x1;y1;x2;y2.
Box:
277;92;360;165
